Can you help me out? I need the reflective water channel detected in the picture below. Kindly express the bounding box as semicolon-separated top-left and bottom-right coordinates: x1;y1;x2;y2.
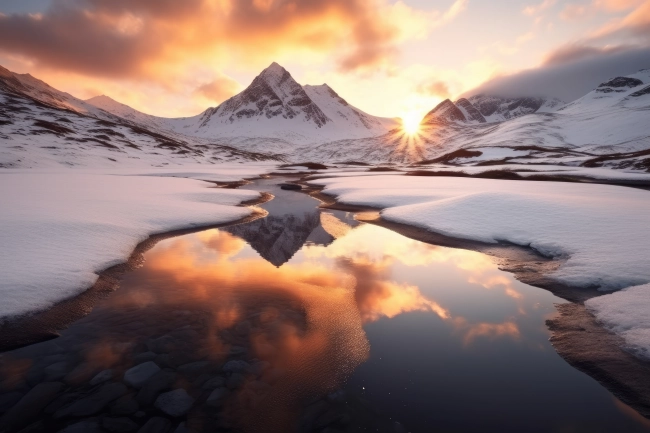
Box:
1;178;650;433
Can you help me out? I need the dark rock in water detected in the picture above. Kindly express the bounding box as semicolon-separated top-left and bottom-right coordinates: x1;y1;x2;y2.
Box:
136;371;177;406
43;361;70;382
206;387;229;407
0;381;63;431
137;417;171;433
173;422;188;433
64;363;98;387
102;416;139;433
201;376;225;390
111;394;139;415
222;360;250;374
177;361;209;377
279;183;302;190
54;382;127;418
0;391;23;414
133;352;157;365
59;419;102;433
146;335;176;354
154;389;194;417
226;373;245;389
89;369;113;386
45;392;82;415
123;362;161;389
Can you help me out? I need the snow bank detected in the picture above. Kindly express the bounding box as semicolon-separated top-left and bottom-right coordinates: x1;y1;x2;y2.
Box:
0;170;260;320
586;284;650;359
308;175;650;291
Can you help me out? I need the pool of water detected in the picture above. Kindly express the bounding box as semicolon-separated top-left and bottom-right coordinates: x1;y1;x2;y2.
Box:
1;178;649;433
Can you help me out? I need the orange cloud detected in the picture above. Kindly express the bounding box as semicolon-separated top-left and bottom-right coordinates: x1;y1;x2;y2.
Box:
0;0;465;81
194;75;242;104
417;80;451;99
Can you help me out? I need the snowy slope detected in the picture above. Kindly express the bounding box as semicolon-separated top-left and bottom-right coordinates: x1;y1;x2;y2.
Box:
466;94;565;122
0;169;263;320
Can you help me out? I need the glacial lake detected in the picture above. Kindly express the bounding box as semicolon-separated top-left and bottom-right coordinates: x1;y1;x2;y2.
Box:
1;177;649;433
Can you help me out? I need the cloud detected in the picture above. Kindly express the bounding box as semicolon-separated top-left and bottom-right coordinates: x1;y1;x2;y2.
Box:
591;0;650;42
463;44;650;101
194;75;241;104
560;3;590;20
0;0;467;81
417;80;451;99
523;0;556;16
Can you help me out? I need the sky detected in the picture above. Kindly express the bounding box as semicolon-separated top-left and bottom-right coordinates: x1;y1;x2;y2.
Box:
0;0;649;123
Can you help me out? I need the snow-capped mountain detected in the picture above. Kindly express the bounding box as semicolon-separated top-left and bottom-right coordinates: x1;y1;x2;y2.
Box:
0;66;283;168
86;62;399;145
465;94;565;122
297;70;650;169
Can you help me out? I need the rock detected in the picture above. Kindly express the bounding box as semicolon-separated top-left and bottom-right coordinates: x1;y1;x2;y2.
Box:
146;335;175;354
201;376;225;390
0;391;23;414
226;373;245;389
133;352;157;365
205;387;229;407
136;371;177;406
134;411;146;419
228;346;247;356
64;363;98;386
43;361;70;382
45;392;81;415
166;352;196;369
102;417;139;433
173;422;188;433
111;394;139;416
124;362;160;389
0;382;63;431
191;374;211;389
249;361;270;376
222;360;250;374
137;417;171;433
177;361;208;377
279;183;302;190
89;369;113;386
154;389;194;417
58;419;102;433
54;382;127;418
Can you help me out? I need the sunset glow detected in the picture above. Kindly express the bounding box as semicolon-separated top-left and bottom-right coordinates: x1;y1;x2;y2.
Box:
401;112;422;135
1;1;648;118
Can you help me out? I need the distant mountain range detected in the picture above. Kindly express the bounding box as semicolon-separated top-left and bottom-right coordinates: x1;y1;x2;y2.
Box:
1;62;649;171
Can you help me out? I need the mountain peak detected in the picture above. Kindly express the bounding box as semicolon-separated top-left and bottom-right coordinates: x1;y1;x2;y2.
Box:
260;62;289;79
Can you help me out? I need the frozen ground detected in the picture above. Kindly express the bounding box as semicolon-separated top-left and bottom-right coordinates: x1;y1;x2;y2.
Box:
308;174;650;354
0;165;270;321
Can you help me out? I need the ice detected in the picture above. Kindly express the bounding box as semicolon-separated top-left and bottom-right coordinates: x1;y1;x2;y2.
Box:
0;169;261;320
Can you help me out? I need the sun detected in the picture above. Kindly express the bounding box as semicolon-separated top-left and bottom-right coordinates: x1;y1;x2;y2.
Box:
401;113;421;135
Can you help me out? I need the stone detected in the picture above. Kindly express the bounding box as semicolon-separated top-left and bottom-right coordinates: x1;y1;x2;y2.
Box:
173;422;188;433
43;361;70;382
279;183;302;190
58;419;102;433
54;382;127;418
137;417;171;433
226;373;245;389
0;391;23;414
111;394;139;416
222;360;250;374
136;371;177;407
201;376;225;390
124;362;160;389
249;361;270;376
89;369;113;386
154;389;194;417
0;382;63;431
102;417;139;433
228;346;247;356
64;363;98;386
146;335;175;354
133;352;157;365
177;361;208;377
205;387;229;407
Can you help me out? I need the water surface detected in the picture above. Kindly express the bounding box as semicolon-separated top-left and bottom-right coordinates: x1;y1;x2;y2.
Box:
1;178;649;433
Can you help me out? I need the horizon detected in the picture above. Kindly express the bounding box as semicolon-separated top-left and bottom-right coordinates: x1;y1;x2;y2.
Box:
1;0;649;122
